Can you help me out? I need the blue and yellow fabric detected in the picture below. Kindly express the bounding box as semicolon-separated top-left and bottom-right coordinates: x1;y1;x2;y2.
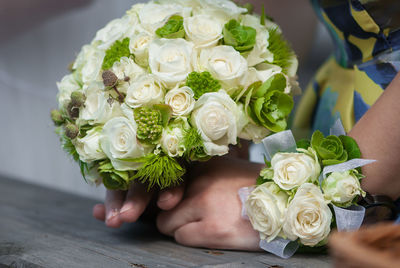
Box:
294;0;400;135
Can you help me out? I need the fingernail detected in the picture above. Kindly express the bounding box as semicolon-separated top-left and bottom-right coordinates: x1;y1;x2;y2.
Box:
158;192;173;202
120;203;134;214
106;208;119;221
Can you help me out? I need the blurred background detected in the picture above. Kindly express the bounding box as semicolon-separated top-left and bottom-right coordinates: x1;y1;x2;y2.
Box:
0;0;333;200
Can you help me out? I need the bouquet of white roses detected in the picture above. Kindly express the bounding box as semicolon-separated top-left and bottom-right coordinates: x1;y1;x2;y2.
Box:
240;121;375;258
51;0;299;190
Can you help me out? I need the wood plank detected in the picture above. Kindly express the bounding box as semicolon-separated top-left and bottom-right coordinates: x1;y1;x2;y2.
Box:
0;176;331;267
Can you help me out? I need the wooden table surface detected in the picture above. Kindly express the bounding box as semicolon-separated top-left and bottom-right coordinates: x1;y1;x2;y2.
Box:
0;176;332;268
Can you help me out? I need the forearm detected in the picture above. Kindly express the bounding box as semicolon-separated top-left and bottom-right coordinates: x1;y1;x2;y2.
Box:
348;71;400;200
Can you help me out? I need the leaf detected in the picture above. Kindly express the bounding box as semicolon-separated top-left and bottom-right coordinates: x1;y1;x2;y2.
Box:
311;130;324;150
153;104;172;127
340;135;361;160
296;139;310;150
260;5;266;25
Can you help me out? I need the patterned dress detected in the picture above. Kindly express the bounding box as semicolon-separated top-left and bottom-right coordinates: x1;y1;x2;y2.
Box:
293;0;400;136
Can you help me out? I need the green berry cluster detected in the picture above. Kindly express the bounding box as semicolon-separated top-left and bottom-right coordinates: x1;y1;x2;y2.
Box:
185;71;221;100
134;107;163;144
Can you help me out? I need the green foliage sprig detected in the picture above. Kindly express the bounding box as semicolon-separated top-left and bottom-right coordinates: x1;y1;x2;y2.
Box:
156;15;185;39
223;19;256;52
183;127;209;161
126;154;185;190
267;28;294;73
185;71;221;100
102;38;131;70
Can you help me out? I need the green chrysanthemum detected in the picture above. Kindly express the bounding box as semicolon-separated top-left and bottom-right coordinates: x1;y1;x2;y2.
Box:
102;37;131;70
185;71;221;100
267;27;294;73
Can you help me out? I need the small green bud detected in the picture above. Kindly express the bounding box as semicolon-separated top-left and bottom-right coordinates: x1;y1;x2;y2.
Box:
65;123;79;139
70;91;86;107
67;102;80;120
243;3;254;14
102;70;118;87
50;109;64;126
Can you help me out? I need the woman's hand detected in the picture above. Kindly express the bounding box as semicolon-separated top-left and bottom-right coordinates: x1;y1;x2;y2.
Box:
92;184;184;228
156;157;263;251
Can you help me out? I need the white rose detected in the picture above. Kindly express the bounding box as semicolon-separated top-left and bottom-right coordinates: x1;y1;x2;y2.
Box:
57;74;81;107
283;183;332;246
111;57;145;93
94;16;132;50
271;148;321;191
80;46;105;85
160;127;185;157
196;45;247;93
191;90;239;156
125;74;165;108
245;182;289;242
322;171;365;205
100;117;150;171
75;127;106;163
184;15;223;48
80;83;122;125
199;0;247;19
129;30;154;67
148;38;194;87
138;3;191;32
245;27;274;67
165;86;195;116
238;123;270;144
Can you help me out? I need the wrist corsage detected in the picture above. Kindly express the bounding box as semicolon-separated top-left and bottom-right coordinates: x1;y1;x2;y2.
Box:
239;120;375;258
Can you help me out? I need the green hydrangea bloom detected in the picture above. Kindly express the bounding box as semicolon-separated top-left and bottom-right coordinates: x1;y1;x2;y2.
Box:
223;19;256;52
156;15;185;39
102;38;131;70
185;71;221;99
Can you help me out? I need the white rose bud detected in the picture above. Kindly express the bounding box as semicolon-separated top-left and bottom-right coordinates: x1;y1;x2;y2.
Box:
283;183;332;246
100;117;150;171
271;149;321;191
80;83;122;125
80;46;105;85
322;170;365;205
160;127;185;157
129;31;154;67
57;74;81;107
196;45;247;93
94;16;131;50
184;15;223;48
111;57;145;93
191;90;239;156
148;38;194;87
165;86;195;116
75;127;106;163
138;3;191;32
245;182;289;242
125;74;165;108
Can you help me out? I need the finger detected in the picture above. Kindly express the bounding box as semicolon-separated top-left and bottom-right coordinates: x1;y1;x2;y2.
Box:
157;184;185;211
105;190;126;228
118;182;154;223
156;199;200;236
92;203;106;221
